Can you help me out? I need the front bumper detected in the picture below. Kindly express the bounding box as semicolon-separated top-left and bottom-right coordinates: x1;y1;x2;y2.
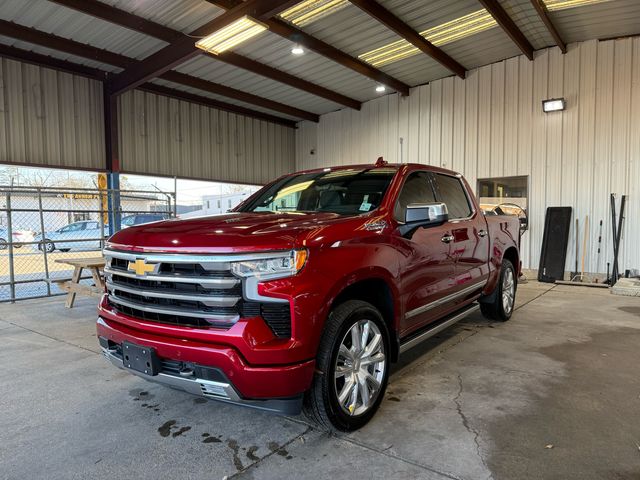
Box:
99;337;302;415
97;316;315;415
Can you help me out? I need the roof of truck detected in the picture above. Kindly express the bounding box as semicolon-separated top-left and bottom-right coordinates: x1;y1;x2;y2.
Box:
296;161;461;177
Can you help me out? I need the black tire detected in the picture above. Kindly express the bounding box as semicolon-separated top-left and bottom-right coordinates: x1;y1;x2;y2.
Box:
304;300;390;432
39;240;55;253
0;239;7;250
60;249;71;253
480;259;517;321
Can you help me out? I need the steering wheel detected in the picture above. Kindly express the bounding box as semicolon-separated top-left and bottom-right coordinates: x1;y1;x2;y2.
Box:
490;202;529;234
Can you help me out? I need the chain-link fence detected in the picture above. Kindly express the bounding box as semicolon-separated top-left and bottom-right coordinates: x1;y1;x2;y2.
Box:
0;186;174;302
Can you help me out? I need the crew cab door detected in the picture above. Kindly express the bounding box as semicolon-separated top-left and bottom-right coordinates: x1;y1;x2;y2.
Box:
394;171;456;336
432;173;490;297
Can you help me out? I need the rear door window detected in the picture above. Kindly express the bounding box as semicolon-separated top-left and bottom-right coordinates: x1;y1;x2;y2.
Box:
433;174;472;219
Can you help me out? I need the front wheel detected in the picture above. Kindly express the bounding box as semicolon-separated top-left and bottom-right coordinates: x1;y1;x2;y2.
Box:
0;239;7;250
480;259;517;321
38;240;55;253
304;300;390;432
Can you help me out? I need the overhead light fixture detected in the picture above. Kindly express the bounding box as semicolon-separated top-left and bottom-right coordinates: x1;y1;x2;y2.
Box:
375;84;386;93
542;98;566;112
195;16;267;55
544;0;612;11
291;45;304;55
359;9;497;67
280;0;349;27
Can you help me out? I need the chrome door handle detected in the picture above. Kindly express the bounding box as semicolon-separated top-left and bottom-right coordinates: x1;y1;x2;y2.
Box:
478;229;488;238
441;234;454;243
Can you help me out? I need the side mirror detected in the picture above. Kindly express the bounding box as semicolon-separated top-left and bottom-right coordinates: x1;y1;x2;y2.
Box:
399;202;449;237
519;216;528;233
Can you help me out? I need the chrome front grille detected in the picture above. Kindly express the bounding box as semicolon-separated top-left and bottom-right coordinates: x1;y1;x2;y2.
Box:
103;249;292;336
104;249;245;328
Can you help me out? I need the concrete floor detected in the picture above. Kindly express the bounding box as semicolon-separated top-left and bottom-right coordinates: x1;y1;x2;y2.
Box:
1;281;639;480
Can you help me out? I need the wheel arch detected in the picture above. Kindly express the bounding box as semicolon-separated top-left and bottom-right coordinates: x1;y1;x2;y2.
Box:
330;276;400;362
502;246;519;275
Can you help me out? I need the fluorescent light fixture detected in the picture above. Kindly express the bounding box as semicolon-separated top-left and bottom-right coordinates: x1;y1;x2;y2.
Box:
280;0;349;27
544;0;612;11
542;98;566;112
375;84;386;93
195;16;267;55
291;44;305;55
359;9;497;67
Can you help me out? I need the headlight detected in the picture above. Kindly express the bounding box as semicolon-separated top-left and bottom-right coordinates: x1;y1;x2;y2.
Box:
231;249;308;280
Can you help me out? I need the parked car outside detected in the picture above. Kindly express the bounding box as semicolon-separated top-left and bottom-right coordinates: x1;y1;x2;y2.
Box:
34;220;107;252
120;213;170;229
0;226;35;250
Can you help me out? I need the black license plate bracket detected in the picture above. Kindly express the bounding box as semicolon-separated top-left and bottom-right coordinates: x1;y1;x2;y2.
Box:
122;341;160;376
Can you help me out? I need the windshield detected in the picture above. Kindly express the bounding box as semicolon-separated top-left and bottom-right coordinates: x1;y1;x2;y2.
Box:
239;168;397;215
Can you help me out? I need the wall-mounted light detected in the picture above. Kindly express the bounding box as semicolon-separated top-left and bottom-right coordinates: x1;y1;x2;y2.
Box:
542;98;566;113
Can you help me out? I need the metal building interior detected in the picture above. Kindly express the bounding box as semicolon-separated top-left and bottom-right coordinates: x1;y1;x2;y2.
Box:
1;0;639;479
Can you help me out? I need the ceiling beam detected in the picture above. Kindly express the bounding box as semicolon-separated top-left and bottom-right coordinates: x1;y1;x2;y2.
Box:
217;52;361;109
161;71;319;122
0;20;317;122
46;0;360;110
107;0;300;96
0;20;132;69
206;0;411;96
477;0;534;60
138;84;297;127
0;44;296;128
529;0;567;54
348;0;466;78
48;0;179;42
0;44;107;80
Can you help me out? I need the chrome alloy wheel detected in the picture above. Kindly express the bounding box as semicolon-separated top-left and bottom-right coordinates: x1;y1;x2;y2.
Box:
502;268;515;315
334;319;386;416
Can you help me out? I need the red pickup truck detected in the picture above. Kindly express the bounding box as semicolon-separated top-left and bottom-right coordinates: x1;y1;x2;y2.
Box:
97;161;521;431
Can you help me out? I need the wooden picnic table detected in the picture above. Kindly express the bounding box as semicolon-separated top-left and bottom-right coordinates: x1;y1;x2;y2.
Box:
53;257;106;308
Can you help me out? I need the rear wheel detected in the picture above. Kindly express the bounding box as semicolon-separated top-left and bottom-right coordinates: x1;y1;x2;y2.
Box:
480;259;516;321
0;239;7;250
304;300;390;432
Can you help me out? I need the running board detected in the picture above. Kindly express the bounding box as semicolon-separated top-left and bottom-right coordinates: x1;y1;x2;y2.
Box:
399;303;480;354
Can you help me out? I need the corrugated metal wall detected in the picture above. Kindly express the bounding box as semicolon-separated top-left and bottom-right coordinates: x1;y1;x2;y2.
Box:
0;57;295;186
296;38;640;274
118;90;296;185
0;57;105;171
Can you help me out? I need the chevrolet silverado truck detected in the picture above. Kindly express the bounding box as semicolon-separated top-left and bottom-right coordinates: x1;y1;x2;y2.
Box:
98;160;521;431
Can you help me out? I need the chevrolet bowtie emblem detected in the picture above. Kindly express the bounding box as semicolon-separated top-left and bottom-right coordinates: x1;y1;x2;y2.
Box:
128;259;155;276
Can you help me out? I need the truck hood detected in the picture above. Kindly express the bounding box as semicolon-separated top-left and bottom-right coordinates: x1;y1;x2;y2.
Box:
107;212;356;253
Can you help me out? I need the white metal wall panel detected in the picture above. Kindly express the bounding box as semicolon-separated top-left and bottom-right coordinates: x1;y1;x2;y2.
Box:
0;57;105;171
118;89;295;185
296;38;640;273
